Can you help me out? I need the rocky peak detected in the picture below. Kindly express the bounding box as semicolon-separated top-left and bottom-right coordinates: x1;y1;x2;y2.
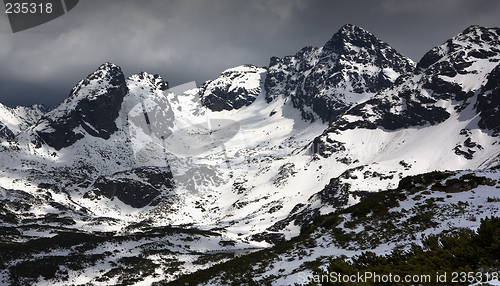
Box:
265;24;414;123
324;24;414;71
414;25;500;104
71;62;126;95
325;26;500;135
129;72;169;92
200;65;266;112
325;24;383;53
455;25;500;46
417;25;500;74
36;63;128;150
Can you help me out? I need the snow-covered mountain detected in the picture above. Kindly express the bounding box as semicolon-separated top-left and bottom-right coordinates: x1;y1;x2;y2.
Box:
1;24;500;285
0;103;48;139
265;24;415;123
287;25;500;236
329;25;500;131
35;62;128;151
200;65;266;111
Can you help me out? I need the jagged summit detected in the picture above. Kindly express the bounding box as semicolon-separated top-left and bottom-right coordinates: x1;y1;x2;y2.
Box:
324;23;370;49
128;72;169;91
324;24;415;72
264;24;414;123
35;62;128;150
450;25;500;47
73;62;125;92
417;25;500;73
326;24;381;51
324;24;500;133
199;24;414;121
54;62;127;113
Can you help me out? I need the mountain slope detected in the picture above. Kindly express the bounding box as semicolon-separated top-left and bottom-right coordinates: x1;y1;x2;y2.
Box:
274;25;500;235
168;168;500;285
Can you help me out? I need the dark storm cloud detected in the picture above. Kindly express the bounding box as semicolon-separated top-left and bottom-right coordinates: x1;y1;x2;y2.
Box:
0;0;499;107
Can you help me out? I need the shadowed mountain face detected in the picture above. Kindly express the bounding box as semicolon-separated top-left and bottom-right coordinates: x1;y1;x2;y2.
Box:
477;63;500;136
326;25;500;132
264;24;415;123
36;63;128;150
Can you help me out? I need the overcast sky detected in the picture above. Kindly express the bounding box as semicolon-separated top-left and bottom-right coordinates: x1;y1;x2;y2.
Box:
0;0;499;108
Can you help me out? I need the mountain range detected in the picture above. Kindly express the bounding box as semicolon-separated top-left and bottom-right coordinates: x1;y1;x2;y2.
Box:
1;24;500;285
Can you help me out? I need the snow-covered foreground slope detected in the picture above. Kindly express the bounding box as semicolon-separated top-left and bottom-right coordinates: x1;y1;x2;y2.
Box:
1;24;500;285
183;168;500;285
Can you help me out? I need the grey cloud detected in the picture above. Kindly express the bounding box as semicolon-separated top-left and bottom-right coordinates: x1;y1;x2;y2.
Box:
0;0;499;107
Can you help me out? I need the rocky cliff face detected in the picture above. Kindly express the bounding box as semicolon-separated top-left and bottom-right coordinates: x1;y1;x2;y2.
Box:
200;65;266;111
327;25;500;133
264;24;415;123
36;63;128;150
91;167;174;208
477;63;500;136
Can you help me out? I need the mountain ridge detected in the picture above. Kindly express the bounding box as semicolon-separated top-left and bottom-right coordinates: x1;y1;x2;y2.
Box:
323;24;500;134
264;23;415;123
